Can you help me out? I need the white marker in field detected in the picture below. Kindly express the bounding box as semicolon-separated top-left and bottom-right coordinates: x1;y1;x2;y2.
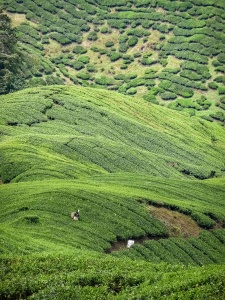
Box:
127;240;135;248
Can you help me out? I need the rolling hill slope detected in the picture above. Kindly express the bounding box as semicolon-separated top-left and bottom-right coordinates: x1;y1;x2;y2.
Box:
2;0;225;123
1;0;225;298
0;86;225;299
0;85;225;183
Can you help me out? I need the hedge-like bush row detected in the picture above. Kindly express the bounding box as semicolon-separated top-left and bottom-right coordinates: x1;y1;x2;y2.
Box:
157;0;192;12
180;70;206;81
135;0;157;8
215;66;225;73
113;230;225;265
126;28;149;37
214;76;225;84
152;22;170;33
178;19;206;30
181;60;209;74
107;19;128;29
109;10;163;21
160;91;177;100
17;23;41;41
159;80;194;98
163;40;216;57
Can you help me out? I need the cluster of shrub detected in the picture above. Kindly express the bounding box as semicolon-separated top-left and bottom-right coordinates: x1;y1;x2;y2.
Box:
2;0;225;125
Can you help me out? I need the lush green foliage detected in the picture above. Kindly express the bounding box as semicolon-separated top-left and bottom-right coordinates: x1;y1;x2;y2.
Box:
0;87;225;257
113;230;225;266
2;0;225;122
1;254;225;299
0;11;23;94
0;86;224;183
1;0;225;297
0;86;225;298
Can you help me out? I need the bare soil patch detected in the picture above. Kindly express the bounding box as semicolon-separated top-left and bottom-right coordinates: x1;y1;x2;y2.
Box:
148;205;201;238
4;11;26;27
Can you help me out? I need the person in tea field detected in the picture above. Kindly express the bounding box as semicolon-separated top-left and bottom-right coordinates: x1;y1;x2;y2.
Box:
71;209;80;221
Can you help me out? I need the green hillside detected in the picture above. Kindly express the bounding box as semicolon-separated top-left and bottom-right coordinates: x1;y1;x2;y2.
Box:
1;0;225;123
0;86;225;299
1;0;225;298
0;86;225;183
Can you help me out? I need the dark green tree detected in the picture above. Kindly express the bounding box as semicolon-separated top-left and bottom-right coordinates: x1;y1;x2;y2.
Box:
0;10;20;94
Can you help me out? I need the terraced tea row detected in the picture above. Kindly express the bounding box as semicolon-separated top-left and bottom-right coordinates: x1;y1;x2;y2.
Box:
1;252;225;299
0;85;225;299
1;173;225;254
112;229;225;266
0;86;224;184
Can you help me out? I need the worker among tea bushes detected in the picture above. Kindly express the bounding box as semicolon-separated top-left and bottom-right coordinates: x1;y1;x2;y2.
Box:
74;209;80;220
71;209;80;220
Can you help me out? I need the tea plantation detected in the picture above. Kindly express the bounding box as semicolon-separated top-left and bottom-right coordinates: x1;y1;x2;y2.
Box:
1;0;225;123
0;85;225;299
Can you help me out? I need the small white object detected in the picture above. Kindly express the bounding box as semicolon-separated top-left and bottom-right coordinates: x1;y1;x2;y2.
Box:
127;240;135;248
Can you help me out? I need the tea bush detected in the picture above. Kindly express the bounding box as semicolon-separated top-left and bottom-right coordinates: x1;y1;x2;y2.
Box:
127;36;138;47
72;60;85;70
218;86;225;95
1;253;225;299
87;31;98;41
105;41;114;48
109;52;121;62
210;111;225;122
107;19;127;29
126;87;137;95
127;28;149;37
94;76;114;86
100;26;110;33
160;91;177;100
76;71;91;80
86;64;96;72
73;46;87;54
214;76;225;84
78;55;90;64
119;43;128;53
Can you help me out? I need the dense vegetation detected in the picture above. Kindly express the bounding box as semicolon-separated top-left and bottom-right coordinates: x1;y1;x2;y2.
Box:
0;10;22;94
1;0;225;298
1;0;225;123
1;254;225;299
0;86;225;298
